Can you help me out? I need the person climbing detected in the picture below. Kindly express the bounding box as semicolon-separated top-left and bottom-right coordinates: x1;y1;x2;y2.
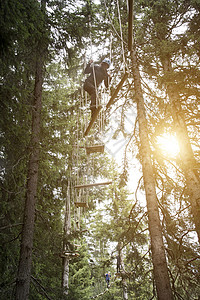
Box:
83;58;111;117
105;272;111;288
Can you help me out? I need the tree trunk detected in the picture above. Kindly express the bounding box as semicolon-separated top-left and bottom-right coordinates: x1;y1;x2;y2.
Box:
62;181;71;295
122;277;128;300
131;48;173;300
15;56;44;300
162;58;200;243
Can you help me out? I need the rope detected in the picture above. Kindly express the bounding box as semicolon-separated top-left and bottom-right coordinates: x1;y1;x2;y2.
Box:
77;206;81;229
84;53;88;129
104;0;130;76
99;31;112;137
117;0;126;72
108;33;113;96
80;89;85;139
103;0;126;44
86;187;89;206
86;138;89;184
89;15;99;108
100;102;103;137
76;109;80;185
71;178;76;232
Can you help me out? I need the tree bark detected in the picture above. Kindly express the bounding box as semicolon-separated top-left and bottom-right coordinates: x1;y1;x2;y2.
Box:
122;277;128;300
15;56;44;300
131;48;173;300
62;181;71;295
162;58;200;243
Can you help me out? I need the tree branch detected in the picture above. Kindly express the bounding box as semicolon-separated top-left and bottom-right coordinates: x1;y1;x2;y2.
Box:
31;276;53;300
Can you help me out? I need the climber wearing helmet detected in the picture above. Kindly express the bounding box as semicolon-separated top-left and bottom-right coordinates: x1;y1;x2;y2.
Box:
83;58;111;117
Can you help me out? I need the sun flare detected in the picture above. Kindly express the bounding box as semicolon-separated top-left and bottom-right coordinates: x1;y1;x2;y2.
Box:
156;134;180;157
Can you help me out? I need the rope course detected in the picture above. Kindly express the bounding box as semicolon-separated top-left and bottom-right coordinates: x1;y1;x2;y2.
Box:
83;11;104;137
62;4;136;298
91;275;118;299
72;114;88;226
84;0;133;135
71;0;135;233
83;0;131;135
103;0;131;113
61;180;81;259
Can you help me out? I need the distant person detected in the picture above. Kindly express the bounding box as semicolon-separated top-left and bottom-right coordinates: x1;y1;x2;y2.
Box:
83;58;111;117
105;272;111;288
117;255;121;273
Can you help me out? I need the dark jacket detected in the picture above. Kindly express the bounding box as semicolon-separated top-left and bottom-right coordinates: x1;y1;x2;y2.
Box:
84;63;110;88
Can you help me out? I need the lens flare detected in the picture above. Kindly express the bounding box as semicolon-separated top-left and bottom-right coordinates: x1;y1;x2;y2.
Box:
156;134;180;157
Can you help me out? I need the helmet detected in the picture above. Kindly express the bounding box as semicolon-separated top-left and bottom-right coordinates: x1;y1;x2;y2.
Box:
102;58;111;66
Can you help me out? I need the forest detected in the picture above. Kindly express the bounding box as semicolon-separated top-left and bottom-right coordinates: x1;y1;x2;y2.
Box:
0;0;200;299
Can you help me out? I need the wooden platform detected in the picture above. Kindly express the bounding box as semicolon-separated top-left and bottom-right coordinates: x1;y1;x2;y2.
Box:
74;181;112;189
74;202;88;208
86;144;104;154
84;106;102;136
74;244;81;247
61;252;79;258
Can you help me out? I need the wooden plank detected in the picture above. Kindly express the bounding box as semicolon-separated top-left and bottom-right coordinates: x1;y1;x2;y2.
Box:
106;72;128;110
61;252;79;258
84;106;102;136
128;0;133;51
86;144;104;154
74;181;112;189
74;202;88;208
73;145;104;154
74;244;81;247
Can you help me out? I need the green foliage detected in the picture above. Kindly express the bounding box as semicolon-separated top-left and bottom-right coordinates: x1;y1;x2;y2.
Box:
66;244;92;300
1;0;200;299
0;0;93;298
0;1;43;297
